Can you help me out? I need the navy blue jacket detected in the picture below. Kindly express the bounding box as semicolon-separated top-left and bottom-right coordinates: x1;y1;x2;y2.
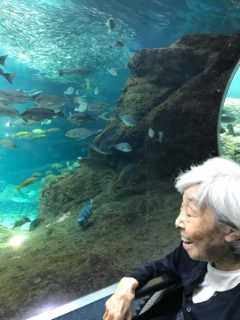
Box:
131;242;240;319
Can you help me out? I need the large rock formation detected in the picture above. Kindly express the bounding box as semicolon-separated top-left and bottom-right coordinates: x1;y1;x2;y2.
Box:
39;33;240;218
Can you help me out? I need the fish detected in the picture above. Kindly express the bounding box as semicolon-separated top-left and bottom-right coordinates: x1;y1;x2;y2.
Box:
0;90;41;104
0;69;16;84
0;103;20;118
44;127;61;133
109;40;124;48
97;126;120;144
0;55;8;67
93;87;99;95
83;78;91;90
58;67;91;76
34;94;70;109
65;127;102;139
148;128;155;138
0;137;17;149
158;131;164;143
119;164;137;181
78;198;93;227
8;118;38;127
107;68;118;76
15;176;38;191
106;17;116;34
88;142;113;155
221;115;236;123
118;114;136;127
67;112;95;125
98;111;117;121
12;131;32;138
32;128;44;134
64;87;75;95
111;142;132;152
27;134;46;140
20;108;65;121
87;102;110;112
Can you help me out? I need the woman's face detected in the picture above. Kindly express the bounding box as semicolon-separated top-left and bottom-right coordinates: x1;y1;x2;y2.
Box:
175;185;230;269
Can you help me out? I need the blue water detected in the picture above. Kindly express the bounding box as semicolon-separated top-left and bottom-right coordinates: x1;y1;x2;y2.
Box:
0;0;240;227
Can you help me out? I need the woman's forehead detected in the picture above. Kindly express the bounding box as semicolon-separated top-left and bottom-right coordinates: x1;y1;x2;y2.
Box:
183;185;199;200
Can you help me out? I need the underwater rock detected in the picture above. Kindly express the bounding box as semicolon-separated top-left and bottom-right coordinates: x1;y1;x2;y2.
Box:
29;217;44;231
39;33;240;217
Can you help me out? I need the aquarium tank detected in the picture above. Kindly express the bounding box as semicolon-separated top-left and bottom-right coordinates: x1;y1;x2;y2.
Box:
0;0;240;319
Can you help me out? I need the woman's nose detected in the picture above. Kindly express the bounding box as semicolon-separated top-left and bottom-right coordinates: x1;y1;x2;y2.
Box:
175;212;185;229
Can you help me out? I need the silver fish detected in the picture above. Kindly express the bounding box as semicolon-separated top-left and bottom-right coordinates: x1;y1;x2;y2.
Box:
111;142;132;152
87;102;110;112
88;142;112;155
65;128;102;139
0;90;40;104
0;103;19;118
98;111;117;121
119;114;136;127
58;67;91;76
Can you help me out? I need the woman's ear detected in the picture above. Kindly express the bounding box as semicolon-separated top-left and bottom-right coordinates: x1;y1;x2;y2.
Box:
224;227;240;243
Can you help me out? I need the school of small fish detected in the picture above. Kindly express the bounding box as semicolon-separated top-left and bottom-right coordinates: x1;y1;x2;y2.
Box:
0;0;135;83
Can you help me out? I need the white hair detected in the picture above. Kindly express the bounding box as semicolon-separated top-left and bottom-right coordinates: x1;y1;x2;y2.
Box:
175;157;240;254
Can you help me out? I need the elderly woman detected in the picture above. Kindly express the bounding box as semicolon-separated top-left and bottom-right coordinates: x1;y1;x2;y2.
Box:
103;157;240;320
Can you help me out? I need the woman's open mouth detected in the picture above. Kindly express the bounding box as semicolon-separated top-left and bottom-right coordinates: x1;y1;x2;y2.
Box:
182;238;193;249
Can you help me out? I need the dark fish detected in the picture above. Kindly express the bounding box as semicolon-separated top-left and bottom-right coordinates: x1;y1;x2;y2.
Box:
67;112;95;125
78;198;93;227
34;94;70;109
119;164;137;181
0;55;8;67
0;137;17;149
106;17;116;34
88;142;113;155
221;115;236;123
20;108;65;121
109;40;124;48
0;69;16;84
58;67;91;76
227;123;235;136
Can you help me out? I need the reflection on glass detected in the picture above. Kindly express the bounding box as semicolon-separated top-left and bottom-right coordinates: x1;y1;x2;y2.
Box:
219;62;240;162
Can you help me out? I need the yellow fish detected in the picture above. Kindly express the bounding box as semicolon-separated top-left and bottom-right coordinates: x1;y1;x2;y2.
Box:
27;134;46;140
45;128;61;133
15;177;38;191
32;128;44;134
13;131;31;138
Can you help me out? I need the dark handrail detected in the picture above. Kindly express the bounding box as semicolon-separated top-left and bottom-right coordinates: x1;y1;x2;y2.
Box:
135;274;180;298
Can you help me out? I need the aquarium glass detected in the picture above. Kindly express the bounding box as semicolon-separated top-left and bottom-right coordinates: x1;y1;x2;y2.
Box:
219;62;240;161
0;0;240;319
